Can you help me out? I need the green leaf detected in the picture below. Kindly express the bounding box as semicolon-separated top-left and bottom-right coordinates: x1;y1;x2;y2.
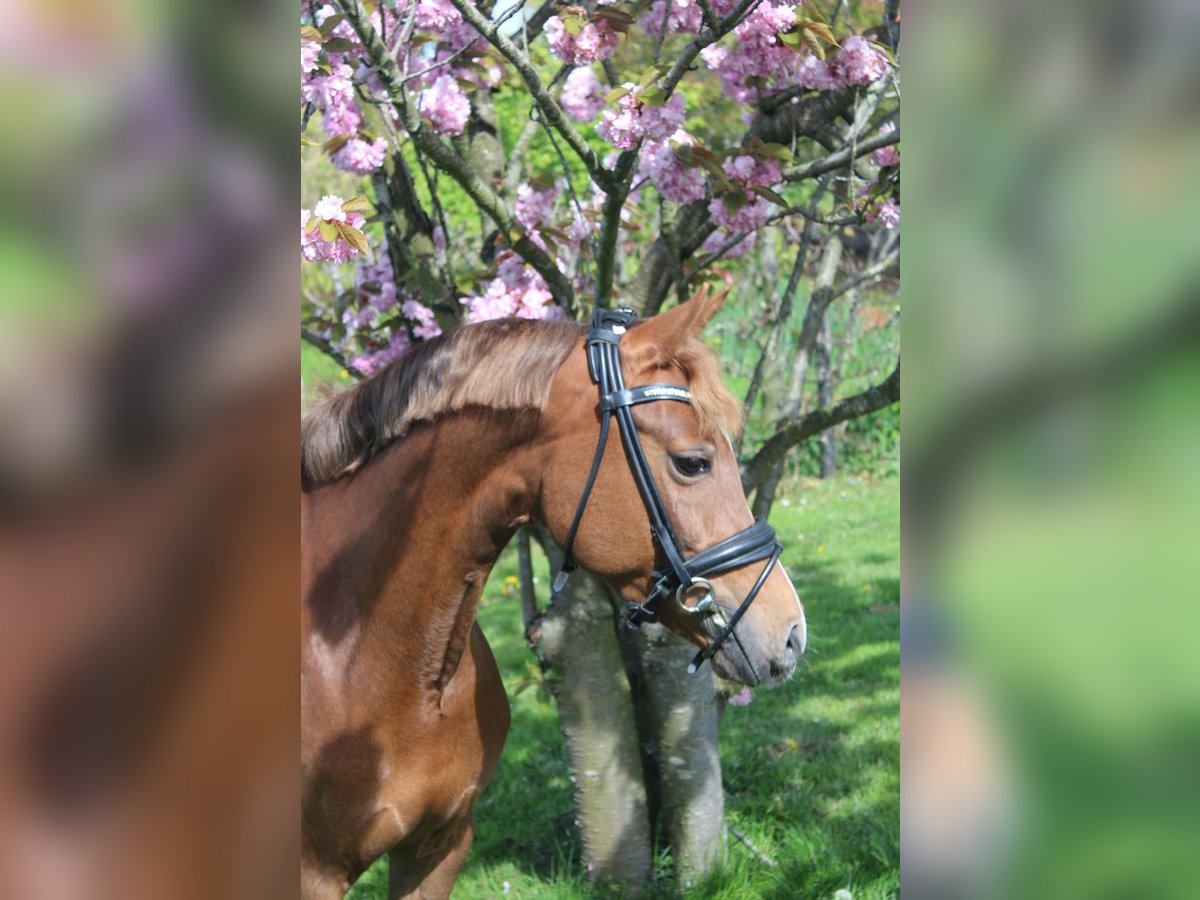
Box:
561;15;586;36
301;24;323;43
753;141;794;162
639;86;665;106
323;134;350;155
322;37;358;53
674;145;696;164
605;85;630;104
593;8;635;32
870;40;897;66
318;220;338;241
801;21;837;47
751;185;790;208
637;64;668;87
340;196;373;214
318;13;345;37
721;191;747;213
778;31;803;47
337;223;369;255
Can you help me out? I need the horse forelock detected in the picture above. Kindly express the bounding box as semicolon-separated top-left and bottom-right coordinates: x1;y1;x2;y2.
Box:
640;332;745;443
301;318;585;484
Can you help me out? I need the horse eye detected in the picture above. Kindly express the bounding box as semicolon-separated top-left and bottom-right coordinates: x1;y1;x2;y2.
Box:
671;454;712;478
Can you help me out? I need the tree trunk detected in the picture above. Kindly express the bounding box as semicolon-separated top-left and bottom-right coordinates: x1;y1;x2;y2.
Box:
816;315;837;478
618;621;726;886
526;542;653;888
751;234;843;518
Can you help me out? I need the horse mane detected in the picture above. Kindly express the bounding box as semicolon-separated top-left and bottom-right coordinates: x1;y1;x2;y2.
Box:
301;318;584;484
301;313;745;486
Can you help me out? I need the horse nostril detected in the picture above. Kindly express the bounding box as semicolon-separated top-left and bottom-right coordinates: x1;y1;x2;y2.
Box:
783;623;805;664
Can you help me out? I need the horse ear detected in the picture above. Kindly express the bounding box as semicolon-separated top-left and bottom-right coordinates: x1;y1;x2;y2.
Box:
631;284;729;350
691;283;730;332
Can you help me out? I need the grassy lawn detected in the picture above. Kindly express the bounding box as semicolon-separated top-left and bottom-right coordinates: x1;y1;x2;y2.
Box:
346;473;899;899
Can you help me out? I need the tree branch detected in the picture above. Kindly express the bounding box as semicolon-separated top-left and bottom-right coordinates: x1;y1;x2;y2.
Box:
783;125;899;182
830;246;900;301
742;360;899;491
520;1;555;44
661;0;762;97
337;0;574;308
593;152;639;310
445;0;609;189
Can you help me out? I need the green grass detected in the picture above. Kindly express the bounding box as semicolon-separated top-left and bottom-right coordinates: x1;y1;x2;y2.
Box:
347;473;899;899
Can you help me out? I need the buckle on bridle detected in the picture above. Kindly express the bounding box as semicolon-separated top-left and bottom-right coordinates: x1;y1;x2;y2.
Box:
676;576;715;614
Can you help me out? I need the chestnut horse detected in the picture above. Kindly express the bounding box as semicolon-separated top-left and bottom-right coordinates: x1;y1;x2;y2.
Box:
300;290;806;899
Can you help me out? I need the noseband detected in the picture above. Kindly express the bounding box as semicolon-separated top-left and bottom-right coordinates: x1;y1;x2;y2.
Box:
552;308;783;675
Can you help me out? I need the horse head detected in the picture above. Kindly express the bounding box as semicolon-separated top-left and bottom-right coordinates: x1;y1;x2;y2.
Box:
542;287;806;686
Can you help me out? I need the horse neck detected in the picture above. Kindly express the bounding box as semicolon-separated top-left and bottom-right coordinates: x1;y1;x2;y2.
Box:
302;408;544;691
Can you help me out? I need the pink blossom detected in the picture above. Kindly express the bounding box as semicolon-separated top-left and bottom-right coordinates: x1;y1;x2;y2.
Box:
331;136;388;175
313;195;351;222
315;4;360;48
420;74;471;136
640;133;707;204
708;192;772;232
868;197;900;229
301;37;321;76
831;36;890;86
545;16;619;66
722;154;782;188
701;2;802;101
356;255;398;313
350;330;411;376
796;54;839;91
412;0;463;32
872;122;898;167
638;0;703;37
401;299;443;340
560;67;605;122
322;101;364;137
702;228;757;260
343;304;376;331
301;198;367;264
872;145;899;168
597;85;687;150
460;254;564;323
302;59;364;137
641;93;687;141
515;183;561;232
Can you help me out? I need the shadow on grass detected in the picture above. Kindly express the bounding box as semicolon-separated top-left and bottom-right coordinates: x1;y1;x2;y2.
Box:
714;554;899;896
355;481;899;898
464;700;582;877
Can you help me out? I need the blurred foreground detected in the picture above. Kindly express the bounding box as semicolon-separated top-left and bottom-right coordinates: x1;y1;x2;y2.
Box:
904;0;1200;897
0;0;296;897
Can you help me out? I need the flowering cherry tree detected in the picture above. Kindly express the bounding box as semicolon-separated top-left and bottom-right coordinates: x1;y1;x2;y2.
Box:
301;0;897;376
301;0;899;886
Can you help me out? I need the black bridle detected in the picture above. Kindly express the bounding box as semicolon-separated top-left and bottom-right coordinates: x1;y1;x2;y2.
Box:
551;308;783;675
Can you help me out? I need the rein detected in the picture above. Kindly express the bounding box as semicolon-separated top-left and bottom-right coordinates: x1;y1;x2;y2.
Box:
552;308;783;675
